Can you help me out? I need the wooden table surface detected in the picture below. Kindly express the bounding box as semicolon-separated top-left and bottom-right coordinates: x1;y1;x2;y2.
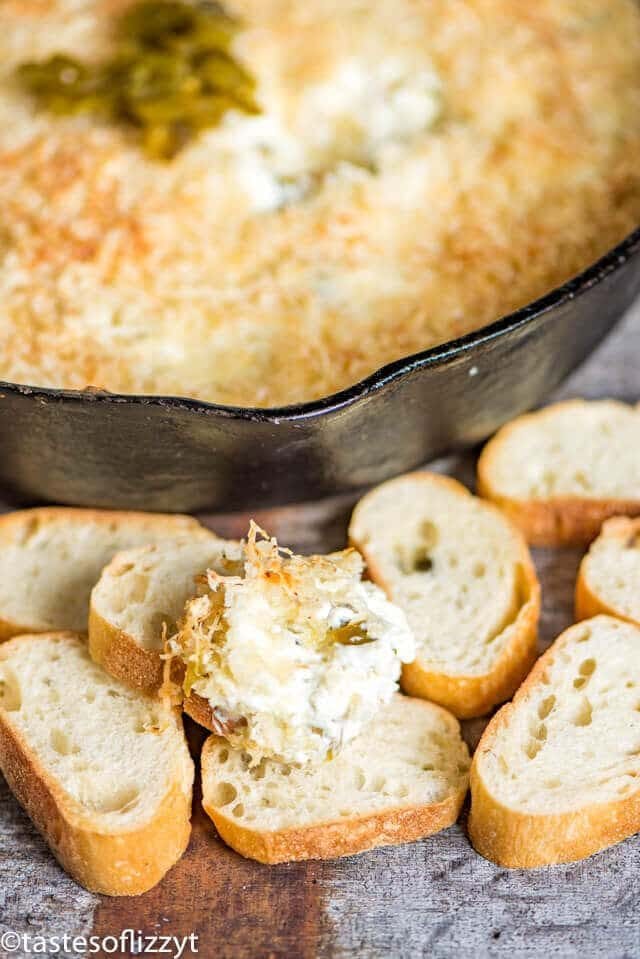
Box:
1;303;639;959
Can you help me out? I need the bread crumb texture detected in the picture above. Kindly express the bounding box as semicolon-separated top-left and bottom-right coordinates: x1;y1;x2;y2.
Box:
203;695;469;832
0;633;192;829
578;517;640;625
474;617;640;816
0;508;204;636
2;0;640;406
91;535;242;652
479;401;640;501
349;474;536;677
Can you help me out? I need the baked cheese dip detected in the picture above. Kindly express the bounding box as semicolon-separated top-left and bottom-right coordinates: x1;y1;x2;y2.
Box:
1;0;640;407
174;524;415;765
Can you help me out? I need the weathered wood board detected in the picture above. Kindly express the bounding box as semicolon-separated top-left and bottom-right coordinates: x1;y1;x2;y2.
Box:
0;303;639;959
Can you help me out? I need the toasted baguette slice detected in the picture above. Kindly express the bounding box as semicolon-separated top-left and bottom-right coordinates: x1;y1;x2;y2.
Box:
89;536;242;691
201;694;469;864
469;615;640;868
0;632;194;895
477;399;640;546
0;508;207;641
348;472;540;719
575;517;640;627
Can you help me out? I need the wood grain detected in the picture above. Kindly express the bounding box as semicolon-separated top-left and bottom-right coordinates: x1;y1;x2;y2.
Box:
0;302;638;958
93;721;325;959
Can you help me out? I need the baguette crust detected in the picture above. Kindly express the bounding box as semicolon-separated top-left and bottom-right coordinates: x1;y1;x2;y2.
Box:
469;617;640;867
350;471;541;718
400;603;538;719
88;605;164;692
575;517;640;626
0;508;205;641
0;633;193;895
574;573;613;622
477;400;640;547
475;493;640;549
88;533;232;692
0;617;22;645
400;548;539;719
205;778;467;865
201;698;468;864
469;756;640;869
183;691;227;734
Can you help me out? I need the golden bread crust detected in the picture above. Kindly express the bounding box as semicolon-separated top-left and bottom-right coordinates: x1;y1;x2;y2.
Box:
469;618;640;867
350;471;541;718
575;516;640;625
201;697;468;863
0;632;193;895
88;605;165;692
0;507;204;642
477;401;640;547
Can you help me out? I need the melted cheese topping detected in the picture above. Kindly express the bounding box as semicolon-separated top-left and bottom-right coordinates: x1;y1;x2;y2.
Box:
1;0;640;406
175;526;415;764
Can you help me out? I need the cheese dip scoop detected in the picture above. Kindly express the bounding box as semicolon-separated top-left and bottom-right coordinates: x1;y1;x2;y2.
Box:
174;523;415;765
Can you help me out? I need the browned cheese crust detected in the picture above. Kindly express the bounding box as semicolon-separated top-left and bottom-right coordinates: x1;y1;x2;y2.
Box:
2;1;640;406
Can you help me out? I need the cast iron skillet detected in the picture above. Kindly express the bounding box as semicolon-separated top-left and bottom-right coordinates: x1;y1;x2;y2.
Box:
1;226;640;512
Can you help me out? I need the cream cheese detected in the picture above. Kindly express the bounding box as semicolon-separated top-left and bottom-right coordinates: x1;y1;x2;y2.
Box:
175;524;415;764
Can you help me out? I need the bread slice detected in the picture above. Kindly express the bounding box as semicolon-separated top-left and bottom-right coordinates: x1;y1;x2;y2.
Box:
0;508;207;641
477;399;640;546
348;472;540;719
89;536;242;691
575;516;640;627
0;632;194;894
469;615;640;868
201;694;469;863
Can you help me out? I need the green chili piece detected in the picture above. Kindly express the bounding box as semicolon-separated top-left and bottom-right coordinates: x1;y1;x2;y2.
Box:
15;0;260;159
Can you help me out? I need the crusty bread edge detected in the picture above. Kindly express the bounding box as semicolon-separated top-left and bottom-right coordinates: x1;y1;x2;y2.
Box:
0;632;194;895
349;471;541;718
474;493;640;548
88;533;232;691
575;517;640;627
201;698;469;864
0;508;207;643
469;757;640;869
468;615;640;867
89;605;164;692
183;690;218;730
476;400;640;547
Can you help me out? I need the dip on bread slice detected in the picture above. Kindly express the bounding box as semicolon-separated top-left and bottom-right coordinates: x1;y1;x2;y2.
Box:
173;523;415;765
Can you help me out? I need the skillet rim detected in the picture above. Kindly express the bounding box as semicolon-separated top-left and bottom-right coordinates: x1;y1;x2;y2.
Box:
2;224;640;424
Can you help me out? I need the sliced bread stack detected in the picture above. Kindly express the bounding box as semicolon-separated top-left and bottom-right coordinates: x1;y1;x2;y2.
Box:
7;401;638;882
0;632;193;894
349;472;540;718
477;399;640;546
